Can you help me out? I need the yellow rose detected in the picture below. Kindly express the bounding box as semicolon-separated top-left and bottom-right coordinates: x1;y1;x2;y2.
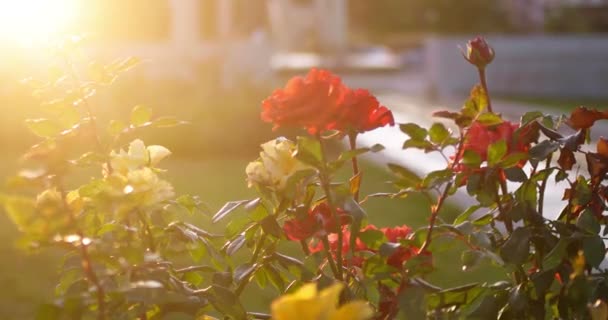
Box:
109;139;171;176
246;138;310;191
271;283;373;320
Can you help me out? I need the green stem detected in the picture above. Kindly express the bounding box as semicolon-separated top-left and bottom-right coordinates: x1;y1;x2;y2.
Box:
348;132;361;202
316;134;344;280
419;182;453;254
538;155;553;216
478;67;493;113
321;236;340;278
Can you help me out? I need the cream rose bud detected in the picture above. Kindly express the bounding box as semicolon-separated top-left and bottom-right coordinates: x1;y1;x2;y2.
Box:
246;138;309;191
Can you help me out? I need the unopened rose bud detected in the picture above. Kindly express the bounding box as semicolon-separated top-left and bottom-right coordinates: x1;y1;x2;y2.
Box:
463;36;495;69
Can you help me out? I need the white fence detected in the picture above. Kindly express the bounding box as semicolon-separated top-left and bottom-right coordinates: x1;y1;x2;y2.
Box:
425;35;608;99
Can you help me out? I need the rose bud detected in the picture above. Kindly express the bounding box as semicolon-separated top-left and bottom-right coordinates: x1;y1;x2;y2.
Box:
463;36;495;69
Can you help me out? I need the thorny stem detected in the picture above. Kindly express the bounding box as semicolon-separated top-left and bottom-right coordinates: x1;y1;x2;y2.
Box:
348;132;361;202
136;210;156;252
321;235;340;279
419;132;465;253
538;155;553;216
478;68;493;113
495;180;513;234
300;240;311;256
79;235;106;320
57;181;106;319
316;134;344;280
419;182;453;254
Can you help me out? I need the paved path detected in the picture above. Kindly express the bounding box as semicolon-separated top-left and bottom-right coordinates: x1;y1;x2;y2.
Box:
354;91;605;220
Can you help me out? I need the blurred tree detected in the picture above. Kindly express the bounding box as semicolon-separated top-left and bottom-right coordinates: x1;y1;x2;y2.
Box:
350;0;511;38
545;5;608;33
78;0;171;41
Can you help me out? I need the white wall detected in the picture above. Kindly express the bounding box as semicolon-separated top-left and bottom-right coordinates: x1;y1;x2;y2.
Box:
425;35;608;99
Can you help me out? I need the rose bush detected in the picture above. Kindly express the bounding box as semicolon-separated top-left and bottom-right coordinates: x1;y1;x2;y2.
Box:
4;36;608;320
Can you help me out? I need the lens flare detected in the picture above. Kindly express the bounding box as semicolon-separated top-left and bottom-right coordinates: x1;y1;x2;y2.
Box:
0;0;80;46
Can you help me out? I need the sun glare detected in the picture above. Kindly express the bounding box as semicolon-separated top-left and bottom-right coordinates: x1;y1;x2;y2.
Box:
0;0;80;46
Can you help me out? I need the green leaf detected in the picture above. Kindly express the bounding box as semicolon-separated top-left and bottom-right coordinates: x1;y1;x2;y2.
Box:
183;271;204;286
203;285;247;319
358;229;386;250
295;136;323;168
130;105;152;127
225;216;253;239
107;119;127;136
379;242;401;257
521;111;544;126
476;113;503;126
421;169;453;189
576;209;601;234
462;250;484;272
25;118;62;138
2;195;35;231
153;116;188;128
212;200;249;223
504;167;527;182
264;264;286;292
500;152;528;168
388;163;421;189
500;227;531;265
583;236;605;268
429;123;450;144
397;286;427;320
454;205;481;224
462;150;482;167
583;235;606;268
487;140;507;166
399;123;427;140
473;213;493;226
402;139;434;151
543;238;569;270
529;140;559;160
234;263;257;284
261;215;282;238
55;268;81;296
36;304;62;320
226;234;247;256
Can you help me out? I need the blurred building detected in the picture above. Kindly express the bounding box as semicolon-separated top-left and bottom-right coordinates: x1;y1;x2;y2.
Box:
504;0;608;31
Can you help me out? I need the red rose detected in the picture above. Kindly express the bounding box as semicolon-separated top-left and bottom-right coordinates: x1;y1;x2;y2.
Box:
308;224;424;269
461;121;527;163
463;36;495;68
261;68;347;134
261;69;394;135
333;89;394;133
283;202;349;241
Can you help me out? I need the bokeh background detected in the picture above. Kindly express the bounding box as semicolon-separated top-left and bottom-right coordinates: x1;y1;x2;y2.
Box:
1;1;608;318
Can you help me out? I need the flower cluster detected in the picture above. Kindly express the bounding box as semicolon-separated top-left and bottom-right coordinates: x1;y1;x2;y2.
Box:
103;139;174;209
261;69;394;134
310;224;427;269
456;120;529;168
245;138;311;191
282;202;349;241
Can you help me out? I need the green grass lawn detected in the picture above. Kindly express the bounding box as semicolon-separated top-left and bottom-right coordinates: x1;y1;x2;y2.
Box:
0;153;506;319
